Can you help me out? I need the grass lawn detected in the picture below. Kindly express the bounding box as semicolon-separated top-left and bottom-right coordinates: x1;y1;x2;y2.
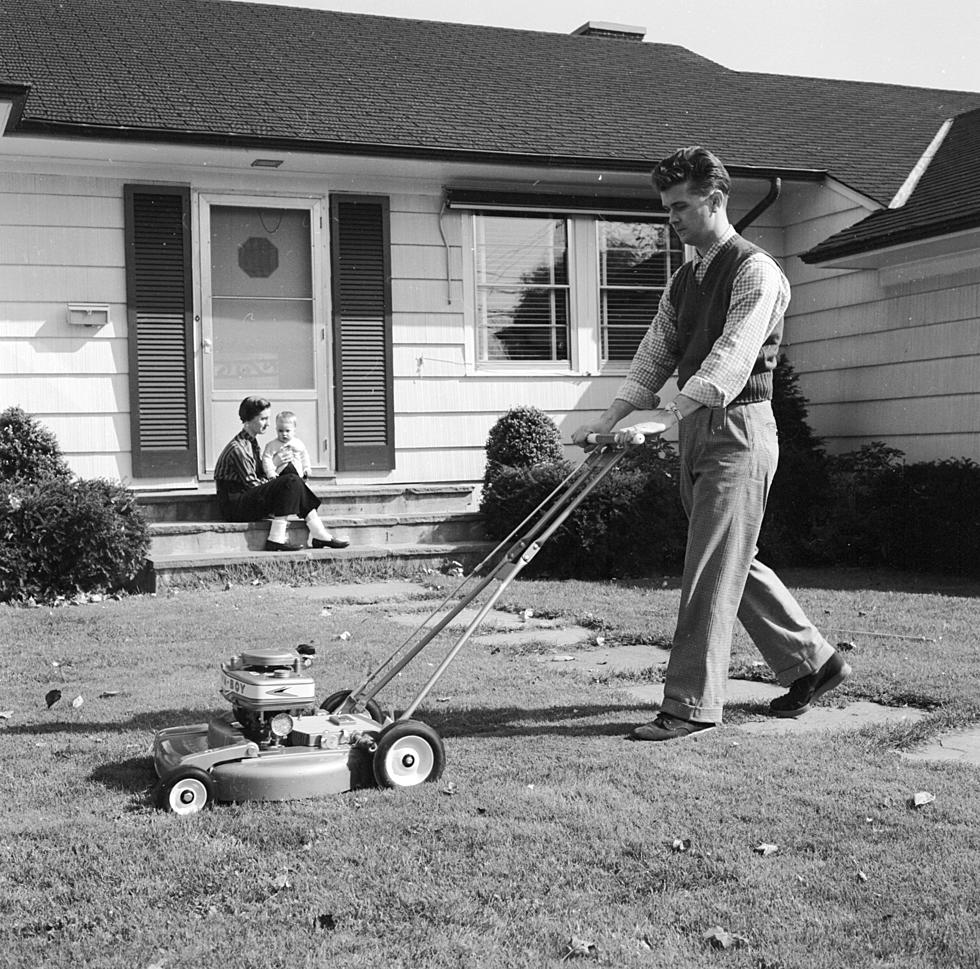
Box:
1;568;979;969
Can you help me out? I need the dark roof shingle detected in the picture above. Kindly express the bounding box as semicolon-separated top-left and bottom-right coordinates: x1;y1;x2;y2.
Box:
2;0;979;202
802;106;980;261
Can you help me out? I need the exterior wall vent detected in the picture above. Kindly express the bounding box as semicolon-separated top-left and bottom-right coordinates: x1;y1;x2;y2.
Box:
571;22;646;41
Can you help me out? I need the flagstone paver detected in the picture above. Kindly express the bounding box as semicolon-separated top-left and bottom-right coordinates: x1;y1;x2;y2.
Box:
901;726;980;767
292;580;962;760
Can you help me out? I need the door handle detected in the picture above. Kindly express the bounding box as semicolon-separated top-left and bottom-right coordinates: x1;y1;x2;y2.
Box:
202;338;212;354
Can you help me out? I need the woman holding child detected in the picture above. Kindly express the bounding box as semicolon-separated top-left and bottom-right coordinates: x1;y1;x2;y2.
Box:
214;396;349;552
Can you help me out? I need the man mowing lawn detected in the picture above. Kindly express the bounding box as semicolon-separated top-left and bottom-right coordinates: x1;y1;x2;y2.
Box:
573;146;850;741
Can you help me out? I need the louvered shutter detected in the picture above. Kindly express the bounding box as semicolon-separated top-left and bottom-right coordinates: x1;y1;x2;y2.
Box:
124;186;197;477
330;196;394;472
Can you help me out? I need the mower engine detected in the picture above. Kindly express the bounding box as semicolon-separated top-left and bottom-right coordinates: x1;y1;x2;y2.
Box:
219;647;317;748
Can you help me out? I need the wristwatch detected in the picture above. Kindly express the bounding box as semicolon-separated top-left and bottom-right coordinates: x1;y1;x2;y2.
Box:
666;400;684;424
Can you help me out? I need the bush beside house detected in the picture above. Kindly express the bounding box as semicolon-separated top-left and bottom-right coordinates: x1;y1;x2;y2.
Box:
480;366;980;579
0;407;150;603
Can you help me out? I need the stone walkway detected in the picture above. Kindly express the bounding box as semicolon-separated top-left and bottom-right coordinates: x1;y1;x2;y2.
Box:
310;580;978;763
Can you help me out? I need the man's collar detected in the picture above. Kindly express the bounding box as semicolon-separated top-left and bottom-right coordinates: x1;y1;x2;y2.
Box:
695;225;737;260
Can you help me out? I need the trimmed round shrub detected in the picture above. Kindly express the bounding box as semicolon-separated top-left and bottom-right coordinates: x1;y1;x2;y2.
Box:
0;477;150;602
0;406;72;485
482;405;564;484
480;439;686;579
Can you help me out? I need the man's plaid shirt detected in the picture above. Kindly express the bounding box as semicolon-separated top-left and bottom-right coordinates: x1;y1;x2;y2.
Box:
616;227;790;410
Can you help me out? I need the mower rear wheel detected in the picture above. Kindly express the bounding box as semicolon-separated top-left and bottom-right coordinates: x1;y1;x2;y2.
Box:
320;689;384;723
158;766;215;815
373;720;445;789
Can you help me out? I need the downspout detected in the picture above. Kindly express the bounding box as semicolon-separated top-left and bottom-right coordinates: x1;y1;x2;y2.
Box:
734;177;781;233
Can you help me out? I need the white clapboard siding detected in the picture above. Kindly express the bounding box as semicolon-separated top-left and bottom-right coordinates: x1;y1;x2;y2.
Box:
4;337;127;374
800;356;980;403
0;301;128;338
0;191;124;229
0;225;123;266
0;265;124;303
808;393;979;438
390;242;463;282
392;312;465;343
0;374;130;412
790;316;980;371
788;283;980;346
43;413;130;452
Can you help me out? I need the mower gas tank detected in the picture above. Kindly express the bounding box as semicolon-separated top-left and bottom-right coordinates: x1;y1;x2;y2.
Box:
220;649;315;711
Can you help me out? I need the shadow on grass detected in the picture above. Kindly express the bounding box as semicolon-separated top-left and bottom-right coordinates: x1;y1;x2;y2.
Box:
590;568;980;598
2;707;213;737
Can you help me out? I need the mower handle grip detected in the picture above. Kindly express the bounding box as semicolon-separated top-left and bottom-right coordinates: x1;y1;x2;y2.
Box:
585;419;669;447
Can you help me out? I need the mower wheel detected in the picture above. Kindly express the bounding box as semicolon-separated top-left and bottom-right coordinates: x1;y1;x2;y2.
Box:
320;689;384;724
373;720;445;789
157;766;215;815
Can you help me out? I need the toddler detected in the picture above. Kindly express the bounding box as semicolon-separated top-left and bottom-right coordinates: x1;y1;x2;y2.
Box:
261;411;312;479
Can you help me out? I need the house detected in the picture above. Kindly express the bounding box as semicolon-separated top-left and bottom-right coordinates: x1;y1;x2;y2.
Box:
2;0;979;512
800;106;980;460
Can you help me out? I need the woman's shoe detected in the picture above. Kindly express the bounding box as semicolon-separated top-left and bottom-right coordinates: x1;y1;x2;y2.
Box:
264;540;303;552
312;537;350;549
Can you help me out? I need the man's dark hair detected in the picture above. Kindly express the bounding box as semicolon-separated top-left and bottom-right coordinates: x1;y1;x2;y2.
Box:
652;146;731;197
238;396;271;422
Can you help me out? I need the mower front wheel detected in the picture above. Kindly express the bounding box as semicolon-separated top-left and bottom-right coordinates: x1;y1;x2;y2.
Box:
157;766;215;815
373;720;445;789
321;689;384;723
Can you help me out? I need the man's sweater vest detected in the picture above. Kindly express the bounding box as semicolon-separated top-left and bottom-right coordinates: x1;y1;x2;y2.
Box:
670;235;783;405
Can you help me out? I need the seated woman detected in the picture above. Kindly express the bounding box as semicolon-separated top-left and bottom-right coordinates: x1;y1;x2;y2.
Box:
214;396;350;552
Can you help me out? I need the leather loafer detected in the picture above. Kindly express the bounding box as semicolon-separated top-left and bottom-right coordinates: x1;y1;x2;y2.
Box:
312;536;350;549
632;713;716;742
264;540;304;552
769;652;852;718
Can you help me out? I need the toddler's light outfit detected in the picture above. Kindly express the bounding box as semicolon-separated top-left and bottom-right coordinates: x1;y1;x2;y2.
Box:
261;437;312;478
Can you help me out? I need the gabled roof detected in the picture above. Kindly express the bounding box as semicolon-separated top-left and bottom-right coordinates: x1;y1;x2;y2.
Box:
2;0;979;203
802;107;980;263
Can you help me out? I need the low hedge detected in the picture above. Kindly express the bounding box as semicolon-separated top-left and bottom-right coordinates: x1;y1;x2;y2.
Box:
0;476;150;602
480;440;686;579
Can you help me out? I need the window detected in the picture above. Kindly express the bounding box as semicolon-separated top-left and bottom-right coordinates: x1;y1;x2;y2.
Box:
599;221;683;362
470;210;681;371
475;215;569;363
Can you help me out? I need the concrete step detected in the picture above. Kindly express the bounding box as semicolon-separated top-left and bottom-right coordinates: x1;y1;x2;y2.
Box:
143;540;498;592
137;483;478;523
149;511;487;557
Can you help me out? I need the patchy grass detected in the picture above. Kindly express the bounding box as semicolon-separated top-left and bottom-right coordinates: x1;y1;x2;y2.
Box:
1;570;979;969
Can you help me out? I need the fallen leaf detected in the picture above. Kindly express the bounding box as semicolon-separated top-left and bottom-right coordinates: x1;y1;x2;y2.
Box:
336;631;351;641
594;635;606;647
45;689;62;709
313;912;336;931
911;791;936;808
550;655;576;663
703;926;749;950
857;870;869;882
836;640;857;652
561;935;597;960
71;695;84;709
0;710;13;720
671;837;691;853
320;607;332;617
297;643;316;656
272;872;292;891
442;782;458;796
754;842;779;857
99;691;120;699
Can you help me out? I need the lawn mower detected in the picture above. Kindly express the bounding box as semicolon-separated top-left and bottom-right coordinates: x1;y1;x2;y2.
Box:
152;420;667;814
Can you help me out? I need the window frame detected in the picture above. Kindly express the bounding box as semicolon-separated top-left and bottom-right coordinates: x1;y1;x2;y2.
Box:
463;207;678;377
